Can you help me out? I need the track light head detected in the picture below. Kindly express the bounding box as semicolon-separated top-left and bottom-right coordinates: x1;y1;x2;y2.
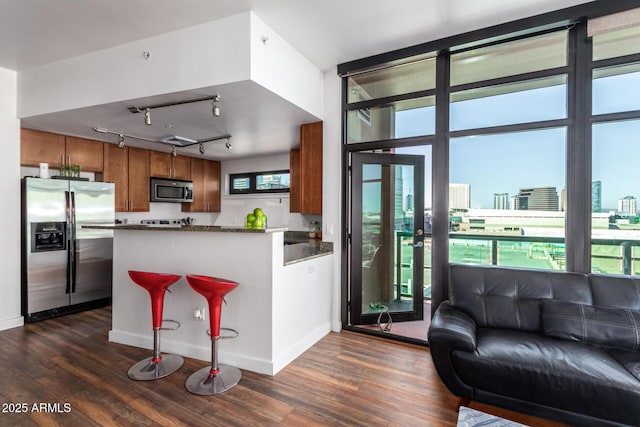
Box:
212;95;221;117
225;140;232;150
171;145;177;157
118;134;125;149
199;143;205;155
145;108;152;126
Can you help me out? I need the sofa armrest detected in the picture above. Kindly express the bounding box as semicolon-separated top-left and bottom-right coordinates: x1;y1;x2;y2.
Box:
428;301;477;351
427;301;476;399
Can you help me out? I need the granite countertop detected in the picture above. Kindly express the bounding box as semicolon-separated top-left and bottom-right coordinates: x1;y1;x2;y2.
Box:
283;240;333;265
84;224;288;233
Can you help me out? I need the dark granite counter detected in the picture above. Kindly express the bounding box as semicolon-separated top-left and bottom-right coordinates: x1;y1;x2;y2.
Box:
84;224;288;233
284;241;333;265
84;225;332;264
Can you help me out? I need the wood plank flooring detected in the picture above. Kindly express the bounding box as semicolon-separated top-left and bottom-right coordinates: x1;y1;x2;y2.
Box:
0;307;568;426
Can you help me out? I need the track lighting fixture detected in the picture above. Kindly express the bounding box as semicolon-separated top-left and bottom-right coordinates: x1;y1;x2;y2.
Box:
92;127;232;153
129;94;222;122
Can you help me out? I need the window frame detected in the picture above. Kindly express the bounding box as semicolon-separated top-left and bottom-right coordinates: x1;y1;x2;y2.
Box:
338;1;640;335
229;169;291;195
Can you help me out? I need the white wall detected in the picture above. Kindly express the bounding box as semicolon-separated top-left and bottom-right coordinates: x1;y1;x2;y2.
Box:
215;153;320;230
322;68;343;332
249;12;323;119
18;13;252;117
0;67;23;330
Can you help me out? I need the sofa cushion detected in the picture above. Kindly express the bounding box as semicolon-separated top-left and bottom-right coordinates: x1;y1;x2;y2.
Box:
542;300;640;352
607;348;640;382
449;264;592;332
591;274;640;311
452;329;640;425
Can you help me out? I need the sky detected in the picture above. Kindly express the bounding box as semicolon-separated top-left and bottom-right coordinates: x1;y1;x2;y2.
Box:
390;69;640;211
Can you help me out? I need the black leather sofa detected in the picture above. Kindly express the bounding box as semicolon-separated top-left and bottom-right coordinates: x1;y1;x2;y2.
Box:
428;264;640;427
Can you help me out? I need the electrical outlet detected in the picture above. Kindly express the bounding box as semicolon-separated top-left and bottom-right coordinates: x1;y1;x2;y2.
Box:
326;223;334;236
194;307;206;321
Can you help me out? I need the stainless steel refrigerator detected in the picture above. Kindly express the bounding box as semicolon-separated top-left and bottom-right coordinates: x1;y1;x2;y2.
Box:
21;177;115;322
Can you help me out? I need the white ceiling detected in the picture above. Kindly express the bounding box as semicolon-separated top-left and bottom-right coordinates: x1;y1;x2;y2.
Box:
2;0;593;160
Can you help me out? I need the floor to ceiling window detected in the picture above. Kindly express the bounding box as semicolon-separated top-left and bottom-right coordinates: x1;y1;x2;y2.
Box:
338;3;640;344
591;24;640;275
448;30;569;270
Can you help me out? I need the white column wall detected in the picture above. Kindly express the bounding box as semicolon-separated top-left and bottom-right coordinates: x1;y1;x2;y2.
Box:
0;66;23;330
322;68;342;332
249;12;323;119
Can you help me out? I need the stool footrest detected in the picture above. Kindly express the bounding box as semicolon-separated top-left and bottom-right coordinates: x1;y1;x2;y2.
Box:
206;327;239;339
160;319;181;331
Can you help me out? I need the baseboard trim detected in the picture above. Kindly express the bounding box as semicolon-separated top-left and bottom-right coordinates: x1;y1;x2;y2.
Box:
0;315;24;331
109;329;275;375
272;322;331;375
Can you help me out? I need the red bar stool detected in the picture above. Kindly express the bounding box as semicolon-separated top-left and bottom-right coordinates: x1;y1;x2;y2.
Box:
127;270;184;381
185;274;241;395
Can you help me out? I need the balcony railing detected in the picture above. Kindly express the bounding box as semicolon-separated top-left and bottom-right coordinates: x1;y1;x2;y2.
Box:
391;232;640;301
449;233;640;276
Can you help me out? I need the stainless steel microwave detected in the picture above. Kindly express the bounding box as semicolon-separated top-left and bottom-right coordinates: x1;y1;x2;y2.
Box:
150;178;193;203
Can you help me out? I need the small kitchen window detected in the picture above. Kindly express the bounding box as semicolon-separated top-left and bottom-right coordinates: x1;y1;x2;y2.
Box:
229;170;290;194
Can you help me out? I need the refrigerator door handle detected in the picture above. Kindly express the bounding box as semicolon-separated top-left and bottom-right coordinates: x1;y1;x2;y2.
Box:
65;191;72;294
69;191;77;294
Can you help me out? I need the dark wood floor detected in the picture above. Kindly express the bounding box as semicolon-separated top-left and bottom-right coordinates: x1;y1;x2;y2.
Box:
0;307;567;426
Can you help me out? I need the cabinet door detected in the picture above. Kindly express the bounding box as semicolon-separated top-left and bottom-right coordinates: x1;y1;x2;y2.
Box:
172;156;191;181
183;158;205;212
149;151;172;178
204;160;221;212
103;145;128;212
128;148;150;212
289;149;301;213
20;129;66;167
65;136;104;172
300;121;323;214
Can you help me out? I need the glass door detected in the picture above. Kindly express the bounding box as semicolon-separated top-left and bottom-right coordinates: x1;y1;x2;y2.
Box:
350;152;425;325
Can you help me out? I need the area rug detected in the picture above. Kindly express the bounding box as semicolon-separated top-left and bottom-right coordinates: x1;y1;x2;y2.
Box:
457;406;528;427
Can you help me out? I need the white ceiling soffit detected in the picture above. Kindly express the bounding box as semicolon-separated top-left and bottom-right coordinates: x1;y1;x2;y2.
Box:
6;0;596;161
0;0;595;73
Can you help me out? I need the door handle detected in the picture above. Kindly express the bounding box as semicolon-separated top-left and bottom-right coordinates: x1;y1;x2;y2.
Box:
413;241;424;248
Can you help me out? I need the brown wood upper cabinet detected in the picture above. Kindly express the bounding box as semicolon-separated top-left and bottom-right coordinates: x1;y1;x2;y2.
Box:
149;151;191;180
21;129;104;173
182;158;221;212
290;121;322;214
103;145;150;212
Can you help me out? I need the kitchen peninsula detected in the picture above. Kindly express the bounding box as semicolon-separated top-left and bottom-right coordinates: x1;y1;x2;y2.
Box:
87;224;333;375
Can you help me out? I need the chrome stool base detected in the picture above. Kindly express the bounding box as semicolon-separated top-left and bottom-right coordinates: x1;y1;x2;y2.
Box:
185;364;242;395
128;354;184;381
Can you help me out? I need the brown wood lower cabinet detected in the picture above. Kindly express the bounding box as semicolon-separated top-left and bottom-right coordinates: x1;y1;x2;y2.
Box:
183;158;220;212
103;145;150;212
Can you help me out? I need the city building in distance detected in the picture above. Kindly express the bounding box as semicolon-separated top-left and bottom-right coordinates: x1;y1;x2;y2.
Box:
450;183;470;209
618;196;637;216
494;193;509;210
592;181;602;213
515;187;559;211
